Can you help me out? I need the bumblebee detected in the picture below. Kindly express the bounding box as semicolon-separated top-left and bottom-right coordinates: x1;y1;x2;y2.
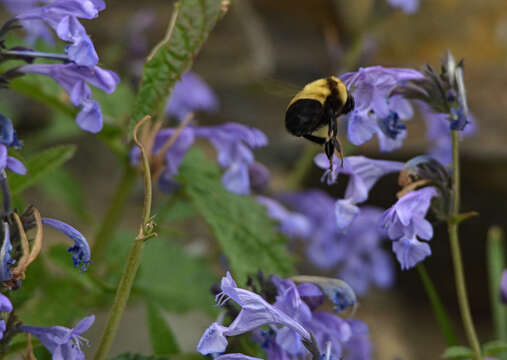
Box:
285;76;354;168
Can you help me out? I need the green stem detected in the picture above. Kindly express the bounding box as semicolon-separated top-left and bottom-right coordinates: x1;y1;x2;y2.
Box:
416;264;458;346
448;130;482;359
91;166;137;262
487;227;507;343
93;117;155;360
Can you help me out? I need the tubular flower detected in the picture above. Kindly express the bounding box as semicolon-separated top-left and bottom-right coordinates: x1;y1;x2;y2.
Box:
166;72;219;122
0;222;14;282
18;64;119;133
19;315;95;360
380;186;438;269
41;218;91;271
0;115;26;175
314;153;404;229
339;66;423;151
1;0;54;44
0;293;12;340
13;0;106;66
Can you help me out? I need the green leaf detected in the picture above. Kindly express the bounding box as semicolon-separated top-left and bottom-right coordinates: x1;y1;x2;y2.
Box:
146;301;181;356
179;149;294;283
483;340;507;356
130;0;226;129
134;236;217;313
442;346;474;359
9;145;76;195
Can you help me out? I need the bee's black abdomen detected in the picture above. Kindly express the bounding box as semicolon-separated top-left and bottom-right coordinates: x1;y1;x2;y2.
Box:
285;99;324;136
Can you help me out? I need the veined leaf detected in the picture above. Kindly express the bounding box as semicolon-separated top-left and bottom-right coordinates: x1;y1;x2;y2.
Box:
130;0;226;129
179;149;294;283
9;145;76;195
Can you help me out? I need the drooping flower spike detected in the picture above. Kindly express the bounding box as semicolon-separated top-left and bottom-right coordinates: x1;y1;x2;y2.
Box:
19;314;95;360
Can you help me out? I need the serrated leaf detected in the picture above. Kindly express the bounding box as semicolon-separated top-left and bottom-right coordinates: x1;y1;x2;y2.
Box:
9;145;76;195
442;346;474;359
146;301;180;356
482;340;507;356
130;0;225;129
134;236;216;313
179;149;294;283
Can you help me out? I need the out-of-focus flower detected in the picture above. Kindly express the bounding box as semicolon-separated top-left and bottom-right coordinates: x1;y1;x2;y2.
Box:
340;66;423;151
18;63;119;133
248;162;270;192
41;218;91;271
422;104;477;166
13;0;106;66
283;190;394;295
386;0;420;14
314;153;404;229
501;270;507;304
380;186;438;269
0;222;13;282
166;72;219;122
0;293;12;340
0;115;26;175
20;315;95;360
256;196;311;239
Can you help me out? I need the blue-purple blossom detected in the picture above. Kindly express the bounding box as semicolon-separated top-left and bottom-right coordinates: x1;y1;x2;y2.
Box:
18;63;119;133
14;0;105;66
422;105;477;166
283;190;395;295
386;0;419;14
215;354;263;360
1;0;54;44
20;314;95;360
0;115;26;175
340;66;423;151
0;222;13;282
41;218;91;271
0;293;12;340
196;272;311;356
380;186;438;269
315;153;404;229
501;270;507;304
256;196;311;239
166;72;219;122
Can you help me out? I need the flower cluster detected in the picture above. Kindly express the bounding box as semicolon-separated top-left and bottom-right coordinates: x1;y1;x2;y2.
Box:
197;272;371;360
0;0;119;133
131;72;268;195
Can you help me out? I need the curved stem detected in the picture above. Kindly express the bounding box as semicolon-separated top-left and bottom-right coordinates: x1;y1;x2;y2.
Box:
448;130;482;359
91;166;137;263
93;116;155;360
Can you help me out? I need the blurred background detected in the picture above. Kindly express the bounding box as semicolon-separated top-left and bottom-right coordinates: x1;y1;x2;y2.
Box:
2;0;507;359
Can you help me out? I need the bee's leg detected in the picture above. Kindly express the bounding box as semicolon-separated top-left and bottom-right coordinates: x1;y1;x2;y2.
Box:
331;136;344;167
324;140;335;171
302;134;326;145
330;117;338;138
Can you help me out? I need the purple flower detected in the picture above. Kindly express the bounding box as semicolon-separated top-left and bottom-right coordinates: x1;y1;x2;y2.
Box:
380;187;438;269
315;154;404;229
386;0;420;14
248;162;270;192
19;63;119;133
0;222;13;282
194;123;267;195
1;0;54;44
340;66;423;151
166;72;219;122
20;315;94;360
41;218;91;271
422;105;477;166
0;115;26;175
215;354;263;360
501;270;507;304
14;0;105;66
256;196;311;239
0;293;12;340
196;272;310;356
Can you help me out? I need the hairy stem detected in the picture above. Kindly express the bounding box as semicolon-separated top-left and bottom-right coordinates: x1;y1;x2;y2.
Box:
91;166;137;262
416;264;457;346
448;130;482;359
93;116;155;360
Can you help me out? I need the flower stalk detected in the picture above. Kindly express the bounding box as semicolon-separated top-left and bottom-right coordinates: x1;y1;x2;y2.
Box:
448;130;482;359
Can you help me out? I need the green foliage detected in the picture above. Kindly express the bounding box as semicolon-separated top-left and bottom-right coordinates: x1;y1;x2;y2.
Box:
179;149;294;284
8;145;76;195
482;340;507;356
441;346;474;359
487;226;507;344
134;236;217;313
146;301;181;356
130;0;225;129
